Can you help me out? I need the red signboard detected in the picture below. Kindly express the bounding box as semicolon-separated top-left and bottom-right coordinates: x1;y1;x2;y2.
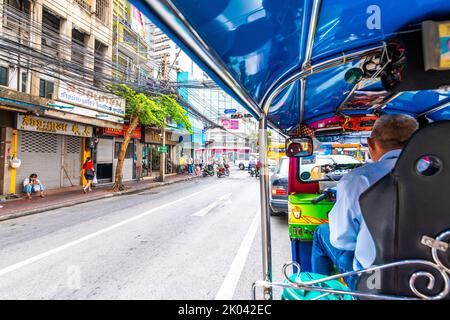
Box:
103;125;141;139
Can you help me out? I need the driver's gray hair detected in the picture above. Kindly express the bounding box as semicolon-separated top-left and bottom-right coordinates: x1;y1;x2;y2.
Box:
370;114;419;150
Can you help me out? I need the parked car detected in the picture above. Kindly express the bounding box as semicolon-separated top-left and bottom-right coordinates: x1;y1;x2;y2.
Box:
269;156;289;216
268;159;278;171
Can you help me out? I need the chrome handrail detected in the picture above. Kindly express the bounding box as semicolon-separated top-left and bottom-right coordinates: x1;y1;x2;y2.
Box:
253;230;450;300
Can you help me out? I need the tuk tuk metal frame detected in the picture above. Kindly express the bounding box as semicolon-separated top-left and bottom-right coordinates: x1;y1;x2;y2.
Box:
257;44;385;300
138;0;450;301
252;230;450;300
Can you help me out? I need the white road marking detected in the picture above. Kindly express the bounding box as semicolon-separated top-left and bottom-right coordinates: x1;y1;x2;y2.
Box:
191;193;232;217
0;187;212;277
215;210;259;300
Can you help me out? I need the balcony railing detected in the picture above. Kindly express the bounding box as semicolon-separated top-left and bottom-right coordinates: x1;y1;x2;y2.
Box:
95;0;109;24
74;0;92;14
1;6;31;45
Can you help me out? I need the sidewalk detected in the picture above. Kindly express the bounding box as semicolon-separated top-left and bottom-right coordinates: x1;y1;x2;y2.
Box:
0;173;202;222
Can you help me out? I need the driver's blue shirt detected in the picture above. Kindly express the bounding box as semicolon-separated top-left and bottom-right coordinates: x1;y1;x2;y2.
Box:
328;149;402;270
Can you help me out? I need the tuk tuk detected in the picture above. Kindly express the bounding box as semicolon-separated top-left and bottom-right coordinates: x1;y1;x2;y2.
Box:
133;0;450;300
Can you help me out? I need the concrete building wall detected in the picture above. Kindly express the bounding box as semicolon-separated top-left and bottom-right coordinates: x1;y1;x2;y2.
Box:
43;0;113;46
0;0;126;195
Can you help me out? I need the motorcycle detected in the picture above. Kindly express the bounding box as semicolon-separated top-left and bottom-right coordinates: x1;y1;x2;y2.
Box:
249;166;257;177
217;164;226;178
202;163;215;177
217;167;225;178
224;163;230;176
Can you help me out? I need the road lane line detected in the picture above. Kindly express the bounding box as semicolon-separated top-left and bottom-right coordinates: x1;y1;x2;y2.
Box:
0;187;212;277
191;193;232;217
215;210;259;300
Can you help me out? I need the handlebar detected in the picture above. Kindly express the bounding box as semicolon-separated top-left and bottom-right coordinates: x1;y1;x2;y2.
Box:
311;194;327;205
311;188;337;204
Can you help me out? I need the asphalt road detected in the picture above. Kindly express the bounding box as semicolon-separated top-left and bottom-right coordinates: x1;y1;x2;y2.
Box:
0;168;291;300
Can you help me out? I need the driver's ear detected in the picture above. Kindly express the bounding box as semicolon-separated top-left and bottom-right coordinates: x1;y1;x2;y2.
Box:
367;137;376;151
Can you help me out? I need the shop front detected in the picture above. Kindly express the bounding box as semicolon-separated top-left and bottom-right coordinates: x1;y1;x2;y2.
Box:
14;114;92;192
175;129;205;165
93;136;114;184
0;109;15;195
96;125;141;183
141;128;177;178
192;129;206;162
55;83;127;184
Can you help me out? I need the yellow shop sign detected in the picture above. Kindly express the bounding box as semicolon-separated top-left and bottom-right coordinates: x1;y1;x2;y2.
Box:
17;115;93;137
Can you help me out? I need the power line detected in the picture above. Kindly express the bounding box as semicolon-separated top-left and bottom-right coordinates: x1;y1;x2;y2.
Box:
0;3;256;141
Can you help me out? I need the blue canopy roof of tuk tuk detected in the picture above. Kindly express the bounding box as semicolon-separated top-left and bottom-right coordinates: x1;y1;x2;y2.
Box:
132;0;450;132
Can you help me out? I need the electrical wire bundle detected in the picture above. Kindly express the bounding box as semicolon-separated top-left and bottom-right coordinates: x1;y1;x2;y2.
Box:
0;2;256;141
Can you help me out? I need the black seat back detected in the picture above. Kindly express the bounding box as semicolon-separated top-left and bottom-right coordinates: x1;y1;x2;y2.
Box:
357;121;450;298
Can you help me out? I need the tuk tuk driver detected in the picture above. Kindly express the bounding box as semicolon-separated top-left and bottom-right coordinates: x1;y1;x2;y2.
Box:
311;114;419;289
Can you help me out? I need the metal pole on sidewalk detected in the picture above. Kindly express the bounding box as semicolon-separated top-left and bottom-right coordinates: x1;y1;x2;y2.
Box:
258;114;272;300
159;127;166;182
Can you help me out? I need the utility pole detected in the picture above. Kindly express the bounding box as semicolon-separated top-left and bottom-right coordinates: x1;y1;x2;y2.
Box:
159;126;166;182
137;37;140;84
161;54;168;81
159;54;169;182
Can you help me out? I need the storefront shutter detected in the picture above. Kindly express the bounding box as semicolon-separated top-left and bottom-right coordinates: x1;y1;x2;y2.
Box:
62;136;82;187
17;131;62;192
96;138;113;163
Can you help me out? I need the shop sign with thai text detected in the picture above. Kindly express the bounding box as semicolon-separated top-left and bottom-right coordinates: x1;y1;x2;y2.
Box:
103;125;141;139
17;115;93;137
58;83;126;117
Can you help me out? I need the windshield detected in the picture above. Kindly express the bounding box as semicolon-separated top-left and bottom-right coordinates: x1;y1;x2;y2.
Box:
278;158;289;177
299;154;362;182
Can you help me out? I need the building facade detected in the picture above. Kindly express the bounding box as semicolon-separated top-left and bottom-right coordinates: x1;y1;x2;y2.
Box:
111;0;189;179
0;0;256;196
0;0;127;196
205;116;258;162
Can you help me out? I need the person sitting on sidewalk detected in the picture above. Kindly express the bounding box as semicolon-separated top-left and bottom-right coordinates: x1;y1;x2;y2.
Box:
23;173;45;200
80;157;95;193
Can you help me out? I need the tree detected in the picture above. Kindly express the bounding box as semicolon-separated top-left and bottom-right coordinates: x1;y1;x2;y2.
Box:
108;84;192;191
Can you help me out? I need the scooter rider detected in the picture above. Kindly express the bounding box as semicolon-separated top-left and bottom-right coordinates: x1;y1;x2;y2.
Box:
248;157;256;172
217;157;223;166
216;157;226;177
223;156;230;175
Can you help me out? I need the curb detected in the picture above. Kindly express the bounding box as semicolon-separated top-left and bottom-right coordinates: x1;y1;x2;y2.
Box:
0;175;202;223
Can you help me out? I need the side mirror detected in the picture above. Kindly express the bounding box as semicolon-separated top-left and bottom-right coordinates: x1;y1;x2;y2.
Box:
300;171;311;181
285;137;313;158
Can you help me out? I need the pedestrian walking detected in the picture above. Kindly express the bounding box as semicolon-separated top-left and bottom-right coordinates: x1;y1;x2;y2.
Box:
179;155;186;174
80;157;95;193
188;156;194;175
